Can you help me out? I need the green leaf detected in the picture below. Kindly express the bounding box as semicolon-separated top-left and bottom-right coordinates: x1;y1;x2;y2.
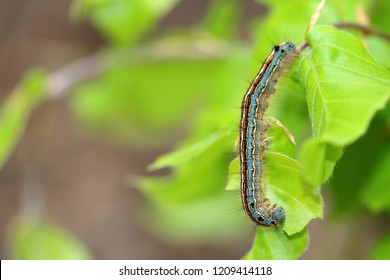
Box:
251;0;337;67
369;0;390;33
134;131;237;205
300;139;327;185
120;1;389;259
0;69;47;169
132;127;248;244
243;227;308;260
369;234;390;260
71;0;181;46
298;25;390;146
266;76;311;155
300;138;343;186
227;152;323;235
328;111;390;218
367;36;390;70
297;25;390;192
140;193;247;245
201;0;241;40
361;144;390;213
69;41;249;147
9;218;91;260
266;152;323;234
226;156;240;191
149;130;232;171
69;62;206;146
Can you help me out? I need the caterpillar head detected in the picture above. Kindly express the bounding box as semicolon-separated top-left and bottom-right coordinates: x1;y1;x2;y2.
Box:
270;207;285;226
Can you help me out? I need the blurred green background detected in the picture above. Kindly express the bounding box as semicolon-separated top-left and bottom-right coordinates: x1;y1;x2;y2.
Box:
0;0;389;259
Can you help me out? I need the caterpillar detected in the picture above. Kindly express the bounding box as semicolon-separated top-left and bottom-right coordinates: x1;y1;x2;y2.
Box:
239;42;298;226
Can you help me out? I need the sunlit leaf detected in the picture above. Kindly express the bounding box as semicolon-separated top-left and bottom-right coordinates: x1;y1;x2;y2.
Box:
134;131;236;205
298;25;390;190
299;25;390;146
243;227;308;260
132;129;245;243
149;130;232;171
266;152;322;234
227;152;323;236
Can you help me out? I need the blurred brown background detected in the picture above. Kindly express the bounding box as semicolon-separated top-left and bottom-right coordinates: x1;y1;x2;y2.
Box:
0;0;382;259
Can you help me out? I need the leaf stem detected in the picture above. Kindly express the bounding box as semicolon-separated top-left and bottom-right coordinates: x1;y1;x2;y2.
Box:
333;22;390;42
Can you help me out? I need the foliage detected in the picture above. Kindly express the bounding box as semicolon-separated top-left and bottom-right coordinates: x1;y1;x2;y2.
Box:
1;0;389;259
9;218;91;260
71;0;181;46
0;70;46;169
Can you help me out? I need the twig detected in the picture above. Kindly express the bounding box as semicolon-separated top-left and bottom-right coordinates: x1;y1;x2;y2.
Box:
333;22;390;42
